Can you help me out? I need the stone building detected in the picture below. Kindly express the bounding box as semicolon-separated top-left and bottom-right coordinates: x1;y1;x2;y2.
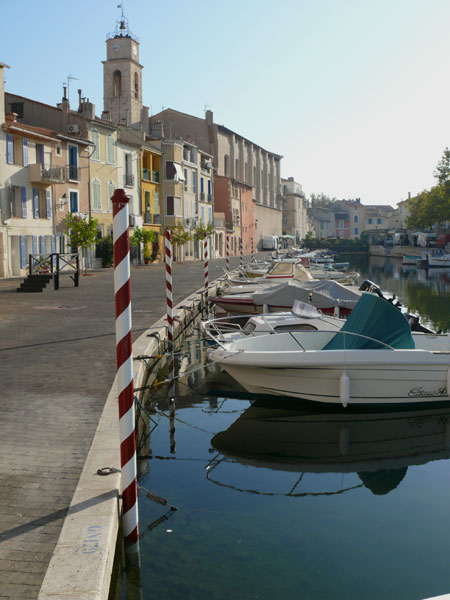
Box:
281;177;308;243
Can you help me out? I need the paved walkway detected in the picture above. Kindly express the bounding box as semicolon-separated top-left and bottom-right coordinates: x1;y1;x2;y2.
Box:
0;256;244;599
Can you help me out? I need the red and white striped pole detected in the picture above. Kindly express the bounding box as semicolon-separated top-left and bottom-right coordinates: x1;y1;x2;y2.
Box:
165;229;173;345
239;237;243;267
112;189;138;546
226;235;230;272
204;232;209;300
251;237;255;262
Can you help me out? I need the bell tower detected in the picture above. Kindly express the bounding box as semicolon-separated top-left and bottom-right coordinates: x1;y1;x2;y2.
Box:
102;7;147;130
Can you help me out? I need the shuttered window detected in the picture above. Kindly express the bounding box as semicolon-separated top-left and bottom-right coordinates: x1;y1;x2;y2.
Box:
46;190;51;219
106;135;115;164
32;188;39;219
6;135;13;164
107;182;115;212
21;187;27;218
22;139;28;166
92;180;102;210
91;130;100;161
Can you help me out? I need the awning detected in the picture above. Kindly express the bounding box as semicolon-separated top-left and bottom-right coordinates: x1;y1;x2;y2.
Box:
174;163;185;182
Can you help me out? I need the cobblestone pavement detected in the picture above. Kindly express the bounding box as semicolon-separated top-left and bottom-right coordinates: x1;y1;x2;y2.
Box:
0;256;245;599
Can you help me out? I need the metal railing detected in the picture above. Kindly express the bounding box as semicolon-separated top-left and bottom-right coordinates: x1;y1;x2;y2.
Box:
68;165;79;181
28;253;79;290
124;173;135;187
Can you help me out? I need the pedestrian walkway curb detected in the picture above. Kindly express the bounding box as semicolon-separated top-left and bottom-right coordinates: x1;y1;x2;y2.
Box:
38;280;223;599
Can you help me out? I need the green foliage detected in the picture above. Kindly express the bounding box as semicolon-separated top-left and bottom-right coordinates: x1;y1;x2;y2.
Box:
96;236;114;268
309;193;337;206
406;148;450;229
64;213;98;249
130;226;157;247
193;221;215;241
169;223;192;246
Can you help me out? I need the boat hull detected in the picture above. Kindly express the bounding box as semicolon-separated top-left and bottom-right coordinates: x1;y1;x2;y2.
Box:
214;351;450;405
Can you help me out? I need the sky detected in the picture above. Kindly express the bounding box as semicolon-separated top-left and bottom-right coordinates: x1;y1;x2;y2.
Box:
2;0;450;207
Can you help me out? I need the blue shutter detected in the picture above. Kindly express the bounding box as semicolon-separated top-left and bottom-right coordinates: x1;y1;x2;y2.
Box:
51;235;56;253
22;139;28;166
32;187;39;219
39;235;46;254
20;235;27;268
46;190;51;219
21;187;27;218
200;177;204;193
70;191;78;213
39;144;44;165
208;179;211;194
6;135;13;164
32;235;38;256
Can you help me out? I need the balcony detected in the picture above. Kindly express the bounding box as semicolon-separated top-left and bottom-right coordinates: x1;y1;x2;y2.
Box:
124;173;135;187
143;168;151;181
152;213;161;225
68;165;79;181
144;211;152;224
152;171;159;183
28;163;65;184
200;192;205;201
207;194;213;203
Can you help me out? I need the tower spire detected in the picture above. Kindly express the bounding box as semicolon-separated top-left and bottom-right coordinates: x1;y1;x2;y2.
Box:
107;3;138;41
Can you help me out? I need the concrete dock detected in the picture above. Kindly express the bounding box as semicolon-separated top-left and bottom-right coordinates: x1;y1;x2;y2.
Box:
0;257;241;599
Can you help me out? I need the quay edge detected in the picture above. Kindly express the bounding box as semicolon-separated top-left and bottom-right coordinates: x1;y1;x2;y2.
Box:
37;279;224;600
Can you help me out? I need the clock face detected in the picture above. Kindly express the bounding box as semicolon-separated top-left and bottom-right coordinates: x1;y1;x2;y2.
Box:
132;45;137;56
113;44;120;52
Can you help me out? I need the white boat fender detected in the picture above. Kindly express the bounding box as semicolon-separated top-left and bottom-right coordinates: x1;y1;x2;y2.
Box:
340;371;350;408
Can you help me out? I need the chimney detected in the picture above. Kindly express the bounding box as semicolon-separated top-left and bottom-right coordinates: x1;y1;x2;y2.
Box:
151;120;164;139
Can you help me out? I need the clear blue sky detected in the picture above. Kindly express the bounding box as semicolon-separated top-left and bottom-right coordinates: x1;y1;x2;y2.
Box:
2;0;450;206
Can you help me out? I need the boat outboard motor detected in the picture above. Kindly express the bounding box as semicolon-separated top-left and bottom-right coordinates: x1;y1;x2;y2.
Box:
358;280;384;298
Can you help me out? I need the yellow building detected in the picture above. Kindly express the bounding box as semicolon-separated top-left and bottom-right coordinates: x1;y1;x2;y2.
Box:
141;144;163;261
88;120;119;238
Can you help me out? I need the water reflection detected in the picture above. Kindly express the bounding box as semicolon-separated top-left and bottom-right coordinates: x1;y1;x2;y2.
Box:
210;400;450;496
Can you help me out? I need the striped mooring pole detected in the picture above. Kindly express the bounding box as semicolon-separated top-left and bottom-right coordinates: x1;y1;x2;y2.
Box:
225;235;230;272
239;237;243;267
165;229;173;345
204;232;209;300
112;188;139;545
251;237;255;262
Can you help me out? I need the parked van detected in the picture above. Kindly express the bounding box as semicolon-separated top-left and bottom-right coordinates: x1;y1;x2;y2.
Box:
262;236;278;250
417;233;437;248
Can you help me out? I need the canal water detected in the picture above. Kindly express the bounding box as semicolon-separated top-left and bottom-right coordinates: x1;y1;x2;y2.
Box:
117;255;450;600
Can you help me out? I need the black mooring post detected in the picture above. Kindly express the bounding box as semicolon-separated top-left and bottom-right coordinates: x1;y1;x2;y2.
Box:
54;255;59;290
74;254;79;287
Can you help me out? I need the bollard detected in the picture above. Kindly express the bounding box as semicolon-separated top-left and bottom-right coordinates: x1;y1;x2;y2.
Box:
111;189;139;546
239;237;243;267
251;237;255;262
204;233;208;300
226;235;230;272
165;229;173;345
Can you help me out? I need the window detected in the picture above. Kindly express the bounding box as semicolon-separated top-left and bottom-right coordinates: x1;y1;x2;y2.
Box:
166;196;182;217
70;191;79;213
154;192;160;215
338;220;344;229
56;145;62;156
201;206;205;223
92;180;102;210
134;72;139;99
192;170;196;193
22;139;28;166
6;134;14;164
68;145;78;180
354;227;359;236
208;207;212;223
368;218;373;225
91;130;100;161
36;144;44;165
184;169;188;192
106;135;115;164
107;182;115;211
354;215;358;223
224;155;229;176
377;218;383;225
11;186;26;218
113;70;121;97
9;102;24;118
235;158;239;179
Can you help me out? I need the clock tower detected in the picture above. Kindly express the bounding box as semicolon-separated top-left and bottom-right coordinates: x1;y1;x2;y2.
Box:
102;10;147;130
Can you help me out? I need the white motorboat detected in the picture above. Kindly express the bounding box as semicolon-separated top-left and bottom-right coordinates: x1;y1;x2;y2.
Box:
402;254;422;266
224;259;314;286
210;293;450;406
426;253;450;268
210;279;362;316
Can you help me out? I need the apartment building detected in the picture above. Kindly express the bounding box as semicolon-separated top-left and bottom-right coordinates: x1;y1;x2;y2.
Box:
281;177;309;243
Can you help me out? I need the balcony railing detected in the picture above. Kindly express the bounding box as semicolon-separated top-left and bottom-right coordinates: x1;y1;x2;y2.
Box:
143;168;150;181
28;163;66;184
208;194;213;203
144;212;152;224
152;171;159;183
200;192;205;201
153;213;161;225
68;165;78;181
124;173;135;187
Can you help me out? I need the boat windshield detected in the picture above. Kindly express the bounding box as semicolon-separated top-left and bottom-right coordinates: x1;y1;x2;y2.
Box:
267;262;294;275
323;293;415;350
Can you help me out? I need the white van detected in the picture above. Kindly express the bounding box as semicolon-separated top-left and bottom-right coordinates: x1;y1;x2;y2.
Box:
417;233;437;248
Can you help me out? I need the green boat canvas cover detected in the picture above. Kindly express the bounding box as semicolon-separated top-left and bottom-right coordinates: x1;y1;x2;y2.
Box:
323;293;415;350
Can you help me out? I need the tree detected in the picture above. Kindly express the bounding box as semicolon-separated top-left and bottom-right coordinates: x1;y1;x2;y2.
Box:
433;147;450;185
169;223;192;246
130;226;157;262
193;221;215;241
64;213;98;275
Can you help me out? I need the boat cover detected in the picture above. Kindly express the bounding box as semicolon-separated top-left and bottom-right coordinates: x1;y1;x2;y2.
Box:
252;280;360;310
323;293;415;350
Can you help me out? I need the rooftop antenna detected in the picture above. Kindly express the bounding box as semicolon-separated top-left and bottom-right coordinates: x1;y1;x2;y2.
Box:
65;74;79;104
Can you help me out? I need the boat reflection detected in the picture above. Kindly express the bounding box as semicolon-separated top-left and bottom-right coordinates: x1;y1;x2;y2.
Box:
209;400;450;496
